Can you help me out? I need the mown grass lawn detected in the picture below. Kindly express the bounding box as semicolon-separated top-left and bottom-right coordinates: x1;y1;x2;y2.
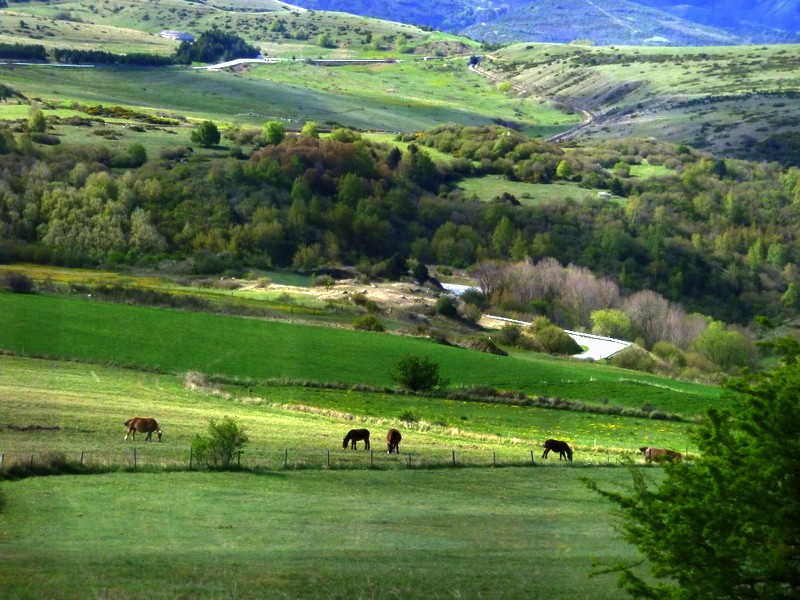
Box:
0;468;650;599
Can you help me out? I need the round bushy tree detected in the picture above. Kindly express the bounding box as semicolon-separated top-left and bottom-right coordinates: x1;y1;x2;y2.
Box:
190;120;220;148
392;354;448;392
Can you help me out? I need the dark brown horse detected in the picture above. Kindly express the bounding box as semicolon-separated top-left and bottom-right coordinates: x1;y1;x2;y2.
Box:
386;428;402;454
343;428;370;450
639;446;682;463
124;417;162;442
542;438;572;462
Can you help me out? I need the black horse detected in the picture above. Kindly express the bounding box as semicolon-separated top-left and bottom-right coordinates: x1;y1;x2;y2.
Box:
386;428;402;454
542;438;572;462
343;428;370;450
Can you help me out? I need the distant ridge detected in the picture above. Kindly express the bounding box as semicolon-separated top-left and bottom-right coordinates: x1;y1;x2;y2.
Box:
285;0;800;45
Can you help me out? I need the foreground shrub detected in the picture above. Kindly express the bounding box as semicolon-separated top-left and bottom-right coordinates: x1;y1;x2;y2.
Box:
191;416;248;469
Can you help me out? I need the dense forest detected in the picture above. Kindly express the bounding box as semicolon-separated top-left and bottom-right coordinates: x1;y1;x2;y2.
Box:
1;122;799;340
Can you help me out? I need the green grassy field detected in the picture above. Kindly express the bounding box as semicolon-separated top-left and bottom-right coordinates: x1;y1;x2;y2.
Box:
457;175;603;204
0;468;651;599
0;292;722;415
0;354;697;463
0;58;576;135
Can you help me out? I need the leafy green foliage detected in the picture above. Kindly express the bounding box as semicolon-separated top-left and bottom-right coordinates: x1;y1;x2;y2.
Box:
27;104;45;133
190;121;220;148
191;416;249;469
262;120;286;145
392;354;448;391
589;348;800;599
353;314;385;331
174;28;259;64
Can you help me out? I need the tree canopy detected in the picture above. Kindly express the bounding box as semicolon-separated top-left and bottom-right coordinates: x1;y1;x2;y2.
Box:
588;342;800;599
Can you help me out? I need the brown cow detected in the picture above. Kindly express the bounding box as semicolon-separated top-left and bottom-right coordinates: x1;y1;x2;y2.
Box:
639;446;681;463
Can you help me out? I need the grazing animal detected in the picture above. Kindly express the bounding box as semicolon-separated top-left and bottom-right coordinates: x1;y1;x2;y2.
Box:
343;428;370;450
639;446;682;463
386;428;402;454
124;417;162;442
542;438;573;462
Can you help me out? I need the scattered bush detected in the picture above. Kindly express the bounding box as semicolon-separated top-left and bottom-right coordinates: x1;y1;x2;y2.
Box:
392;354;448;392
353;314;385;332
191;416;248;469
5;271;33;293
434;295;458;318
611;346;657;372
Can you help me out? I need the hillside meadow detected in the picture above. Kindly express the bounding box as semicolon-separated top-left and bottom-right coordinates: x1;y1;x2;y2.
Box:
0;292;722;416
0;354;697;463
0;352;672;599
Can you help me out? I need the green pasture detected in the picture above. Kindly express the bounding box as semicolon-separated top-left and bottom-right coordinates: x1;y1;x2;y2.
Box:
0;62;573;134
0;355;696;462
0;292;722;416
628;161;673;179
0;468;651;600
457;175;603;204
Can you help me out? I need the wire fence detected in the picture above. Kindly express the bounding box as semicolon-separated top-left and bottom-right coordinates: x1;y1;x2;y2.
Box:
0;444;653;475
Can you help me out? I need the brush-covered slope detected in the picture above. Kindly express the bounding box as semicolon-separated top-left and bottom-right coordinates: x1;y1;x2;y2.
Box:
485;42;800;160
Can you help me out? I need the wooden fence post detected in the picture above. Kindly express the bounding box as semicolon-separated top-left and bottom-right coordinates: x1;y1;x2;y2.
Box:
80;451;84;467
530;450;535;464
237;450;242;469
326;450;330;467
133;447;137;472
452;450;456;466
492;451;496;466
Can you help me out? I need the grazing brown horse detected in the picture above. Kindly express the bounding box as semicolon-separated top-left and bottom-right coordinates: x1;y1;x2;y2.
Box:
639;446;682;463
386;428;402;454
343;428;370;450
542;438;573;462
124;417;162;442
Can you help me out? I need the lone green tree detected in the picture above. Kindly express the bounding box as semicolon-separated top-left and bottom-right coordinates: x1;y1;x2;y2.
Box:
191;416;249;469
27;104;46;132
588;340;800;599
190;120;220;148
392;354;448;392
262;120;286;145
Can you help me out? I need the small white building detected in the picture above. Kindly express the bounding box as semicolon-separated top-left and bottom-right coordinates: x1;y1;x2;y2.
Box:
159;31;195;43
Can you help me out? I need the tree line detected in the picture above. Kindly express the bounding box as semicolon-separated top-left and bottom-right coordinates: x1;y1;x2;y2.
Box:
0;28;259;66
1;121;799;352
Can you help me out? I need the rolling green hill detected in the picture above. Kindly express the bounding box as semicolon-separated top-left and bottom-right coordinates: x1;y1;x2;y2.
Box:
483;42;800;161
0;292;722;415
